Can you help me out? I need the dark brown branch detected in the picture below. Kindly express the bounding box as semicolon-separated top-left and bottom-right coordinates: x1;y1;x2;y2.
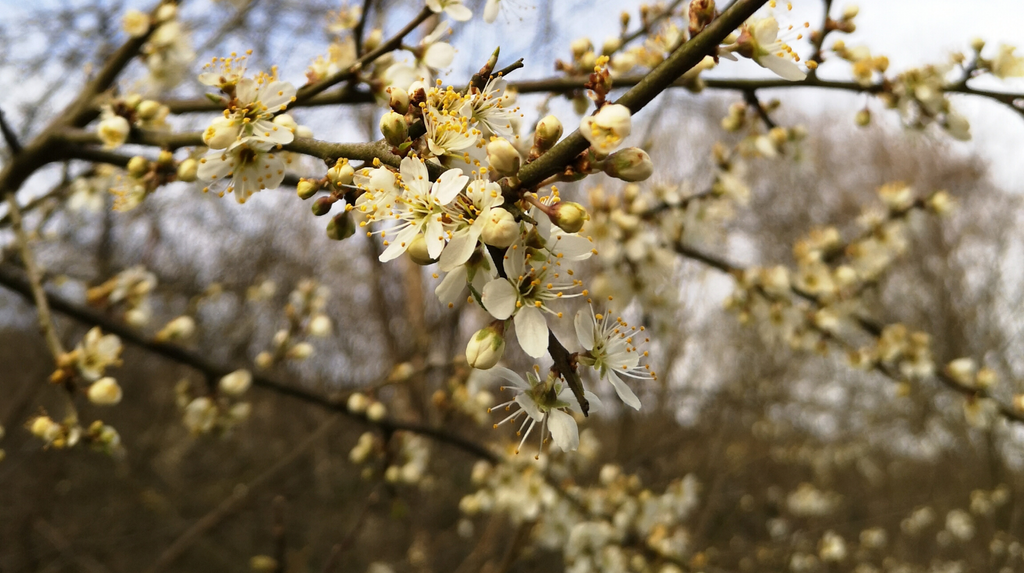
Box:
742;89;777;130
0;262;498;462
0;107;23;154
549;331;587;416
516;0;769;189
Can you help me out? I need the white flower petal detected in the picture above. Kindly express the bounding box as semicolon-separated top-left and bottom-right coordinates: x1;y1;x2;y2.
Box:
484;0;500;22
435;266;468;304
574;309;595;351
445;3;473;21
481;279;517;319
607;371;642;410
439;229;477;271
759;54;806;81
514;306;549;358
547;409;579;452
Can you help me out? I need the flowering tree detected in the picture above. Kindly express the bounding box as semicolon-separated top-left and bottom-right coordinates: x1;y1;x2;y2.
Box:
2;0;1024;571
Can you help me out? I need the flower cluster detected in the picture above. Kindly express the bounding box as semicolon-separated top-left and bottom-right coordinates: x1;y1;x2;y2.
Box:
177;369;253;435
86;266;158;327
255;278;331;369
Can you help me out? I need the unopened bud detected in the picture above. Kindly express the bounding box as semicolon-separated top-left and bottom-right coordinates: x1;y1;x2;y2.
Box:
297;178;320;200
31;416;61;441
970;37;985;53
486;138;521;176
364;28;383;51
406;234;437;265
927;190;954;215
312;196;336;216
308;314;332;337
601;37;622;56
327;160;354;187
219;369;252;396
98;115;130;149
571;38;593;59
273;113;298;132
604;147;653;182
380;111;408;147
946;357;976;386
347;392;369;414
976;367;998;390
88;377;123;405
367;401;387;421
136;99;163;120
155;315;196;342
549;201;589;234
466;324;506;370
533;115;563;153
855;109;871;126
127;156;150;178
154;2;177;22
177;158;198;182
388;87;410;114
286;342;314;360
842;4;859;19
688;0;716;36
157;149;174;166
326;211;356;240
481;207;519;248
255;351;274;369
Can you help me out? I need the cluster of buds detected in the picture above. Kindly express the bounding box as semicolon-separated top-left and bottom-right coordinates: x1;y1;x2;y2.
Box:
944;358;998;390
96;94;171;149
832;40;889;87
50;327;125;405
176;369;253;435
298;158;357;241
346;392;388;421
882;62;971;140
27;414;122;455
255;279;331;369
86;266;157;326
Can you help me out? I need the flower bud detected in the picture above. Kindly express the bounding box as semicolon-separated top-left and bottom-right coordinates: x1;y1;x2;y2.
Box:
855;108;871;126
219;369;252;396
202;117;237;150
155;315;196;342
127;156;151;178
272;113;298;133
928;190;954;215
327;160;354;187
688;0;715;36
976;367;998;390
970;37;985;52
580;104;632;155
388;87;410;114
481;207;519;248
177;158;198;182
571;38;593;59
406;234;437;265
157;149;174;167
297;178;320;200
326;211;356;241
601;37;622;55
549;201;589;234
465;324;506;370
286;342;314;360
604;147;653;182
533;115;563;153
308;314;332;337
123;9;150;37
347;392;369;414
183;397;217;434
155;3;177;22
312;196;336;216
88;377;123;405
98;115;130;149
946;357;976;386
136;99;164;120
367;401;387;421
30;416;61;442
380;111;409;147
486;138;521;176
255;351;274;369
364;28;383;51
842;4;859;19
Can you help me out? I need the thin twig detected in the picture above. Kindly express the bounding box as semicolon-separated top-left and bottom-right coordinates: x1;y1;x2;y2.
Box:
146;417;340;573
0;107;23;154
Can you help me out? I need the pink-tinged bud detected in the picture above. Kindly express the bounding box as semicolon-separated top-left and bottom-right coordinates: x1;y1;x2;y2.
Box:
88;377;123;405
127;156;150;178
219;369;252;396
388;87;410;114
480;207;519;248
327;160;354;187
326;211;356;241
406;234;436;265
177;158;198;182
549;201;589;234
466;323;506;370
486;138;521;176
380;111;409;146
688;0;716;36
297;178;321;200
312;196;336;216
533;115;563;153
604;147;653;182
